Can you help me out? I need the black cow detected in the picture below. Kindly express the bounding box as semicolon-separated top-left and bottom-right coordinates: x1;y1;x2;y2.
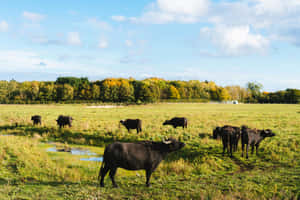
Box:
56;115;73;128
241;125;275;159
213;125;241;157
120;119;142;133
31;115;42;126
98;138;185;187
163;117;187;129
213;126;222;139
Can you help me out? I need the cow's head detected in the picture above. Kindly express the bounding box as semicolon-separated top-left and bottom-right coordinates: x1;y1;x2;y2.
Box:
162;120;170;126
213;127;222;139
260;129;275;138
162;138;185;152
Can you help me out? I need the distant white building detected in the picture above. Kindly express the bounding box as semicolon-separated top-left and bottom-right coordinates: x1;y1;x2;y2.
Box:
223;100;239;104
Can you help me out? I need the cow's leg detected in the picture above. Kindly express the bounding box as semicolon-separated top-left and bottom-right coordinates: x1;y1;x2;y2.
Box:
222;142;226;156
255;144;259;156
241;142;244;157
230;141;233;157
227;141;231;156
109;167;118;188
127;128;130;133
145;169;153;187
251;144;254;154
246;144;249;159
99;165;110;187
136;128;139;134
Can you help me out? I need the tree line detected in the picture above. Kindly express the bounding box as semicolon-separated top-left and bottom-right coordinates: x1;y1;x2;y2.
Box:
0;77;299;104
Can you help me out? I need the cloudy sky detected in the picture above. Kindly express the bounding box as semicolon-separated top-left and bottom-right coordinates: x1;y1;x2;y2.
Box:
0;0;300;91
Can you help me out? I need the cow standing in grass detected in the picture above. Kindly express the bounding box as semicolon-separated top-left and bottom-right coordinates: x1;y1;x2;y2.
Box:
119;119;142;133
213;125;241;157
56;115;73;128
163;117;187;129
31;115;42;126
98;138;185;187
241;125;275;159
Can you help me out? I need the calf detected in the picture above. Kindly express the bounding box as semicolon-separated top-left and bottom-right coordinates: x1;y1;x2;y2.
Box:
56;115;73;128
98;138;185;187
241;125;275;159
31;115;42;126
120;119;142;133
163;117;187;129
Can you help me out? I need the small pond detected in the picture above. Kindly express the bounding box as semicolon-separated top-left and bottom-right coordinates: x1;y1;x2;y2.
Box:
47;146;103;162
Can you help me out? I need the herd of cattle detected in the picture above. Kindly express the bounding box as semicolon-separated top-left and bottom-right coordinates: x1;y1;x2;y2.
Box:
29;114;275;187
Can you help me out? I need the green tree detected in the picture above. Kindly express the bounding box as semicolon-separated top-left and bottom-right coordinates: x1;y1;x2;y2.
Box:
168;85;180;99
55;84;74;101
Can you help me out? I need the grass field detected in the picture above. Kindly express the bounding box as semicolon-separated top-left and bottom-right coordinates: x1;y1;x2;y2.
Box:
0;103;299;200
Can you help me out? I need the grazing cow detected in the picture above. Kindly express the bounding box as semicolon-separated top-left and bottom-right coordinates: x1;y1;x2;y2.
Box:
213;125;241;157
120;119;142;133
56;115;73;128
98;138;185;187
241;125;275;159
163;117;187;129
31;115;42;126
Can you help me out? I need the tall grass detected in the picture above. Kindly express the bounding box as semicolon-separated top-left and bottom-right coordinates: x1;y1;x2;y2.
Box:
0;104;299;199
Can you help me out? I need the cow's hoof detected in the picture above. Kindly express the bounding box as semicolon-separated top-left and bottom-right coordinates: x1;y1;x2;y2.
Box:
100;184;104;187
146;184;151;187
113;184;118;188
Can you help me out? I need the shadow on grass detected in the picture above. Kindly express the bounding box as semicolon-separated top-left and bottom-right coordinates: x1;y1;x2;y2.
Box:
198;132;212;139
0;178;96;187
0;124;139;147
230;156;255;172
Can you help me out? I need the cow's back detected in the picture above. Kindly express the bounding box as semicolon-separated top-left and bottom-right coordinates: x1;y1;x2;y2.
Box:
104;142;150;170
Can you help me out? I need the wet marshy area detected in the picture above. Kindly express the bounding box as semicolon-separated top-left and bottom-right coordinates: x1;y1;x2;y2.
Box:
47;143;103;162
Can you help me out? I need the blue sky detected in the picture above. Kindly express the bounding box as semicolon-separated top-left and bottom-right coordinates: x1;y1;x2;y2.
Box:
0;0;300;91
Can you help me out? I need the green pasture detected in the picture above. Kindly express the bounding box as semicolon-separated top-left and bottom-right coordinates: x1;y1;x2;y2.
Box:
0;103;299;199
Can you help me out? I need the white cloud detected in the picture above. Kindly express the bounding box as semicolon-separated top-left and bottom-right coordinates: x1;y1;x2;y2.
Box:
67;32;81;46
157;0;209;16
0;50;112;76
254;0;300;16
111;16;126;22
200;25;269;56
0;20;8;32
125;0;209;24
98;39;108;48
125;40;133;47
88;18;112;31
23;11;45;22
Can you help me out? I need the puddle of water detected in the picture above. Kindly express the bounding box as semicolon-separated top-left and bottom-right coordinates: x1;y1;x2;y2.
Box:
80;157;103;162
47;147;57;152
71;148;97;156
47;146;102;162
47;147;96;155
